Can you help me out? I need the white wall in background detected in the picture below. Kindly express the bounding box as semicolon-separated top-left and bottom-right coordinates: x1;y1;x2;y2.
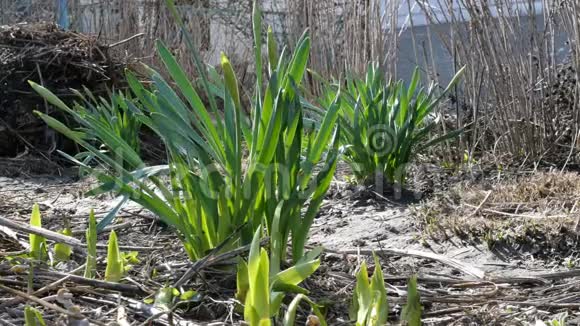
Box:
389;0;544;28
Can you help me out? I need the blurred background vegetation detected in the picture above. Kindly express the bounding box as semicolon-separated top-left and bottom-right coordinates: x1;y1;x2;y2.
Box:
2;0;579;164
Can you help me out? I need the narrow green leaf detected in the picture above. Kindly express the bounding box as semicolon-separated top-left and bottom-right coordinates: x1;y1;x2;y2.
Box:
419;127;464;151
269;201;284;276
286;33;311;87
283;294;327;326
29;82;72;114
255;248;271;322
272;258;320;287
407;67;420;100
354;261;372;324
267;26;278;74
96;196;129;232
402;275;422;326
84;209;97;279
369;254;388;325
270;281;309;295
179;290;198;301
308;94;340;163
236;259;249;304
253;0;263;97
221;53;242;111
29;204;47;262
427;65;466;111
156;40;221;151
164;0;219;117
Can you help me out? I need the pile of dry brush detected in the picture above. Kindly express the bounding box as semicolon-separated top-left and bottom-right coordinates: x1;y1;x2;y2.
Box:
0;22;129;157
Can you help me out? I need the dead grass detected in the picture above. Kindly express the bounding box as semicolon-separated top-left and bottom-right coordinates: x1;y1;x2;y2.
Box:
464;172;580;212
415;171;580;255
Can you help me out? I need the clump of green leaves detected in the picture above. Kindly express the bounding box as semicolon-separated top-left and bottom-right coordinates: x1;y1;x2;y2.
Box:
78;88;142;161
319;65;464;185
24;306;46;326
31;0;340;266
238;226;326;325
150;286;200;312
350;254;388;326
84;209;97;279
104;230;124;282
350;255;422;325
29;203;47;262
53;87;142;172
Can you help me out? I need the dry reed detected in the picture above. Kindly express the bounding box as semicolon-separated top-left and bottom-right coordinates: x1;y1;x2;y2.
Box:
3;0;580;163
284;0;579;163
